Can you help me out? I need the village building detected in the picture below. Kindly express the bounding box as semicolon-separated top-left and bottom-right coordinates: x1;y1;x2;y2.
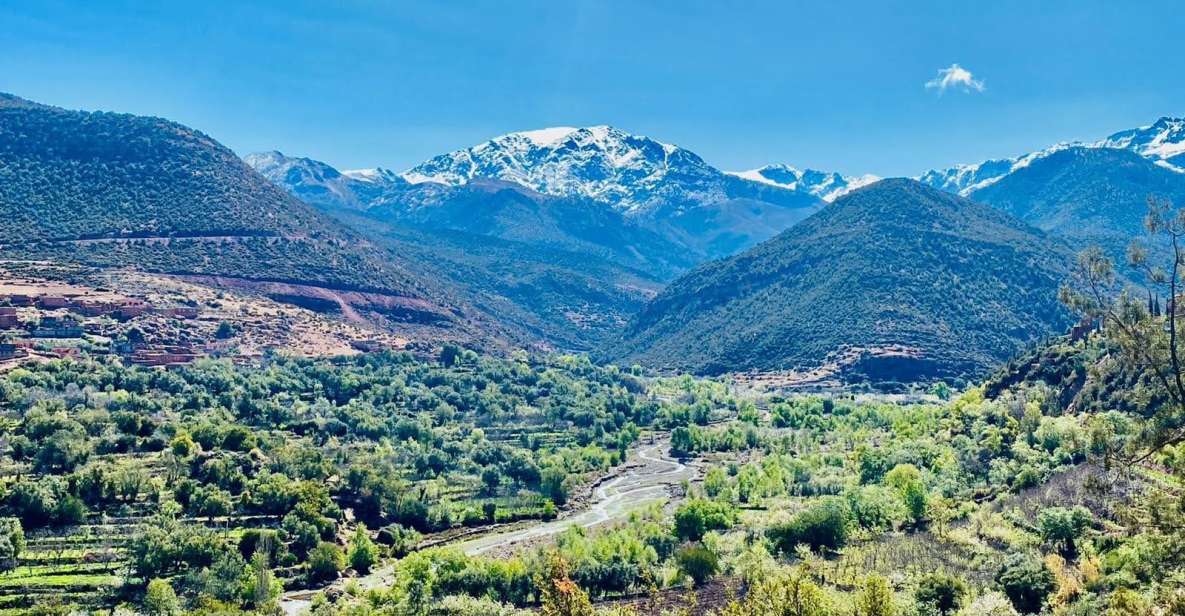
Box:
0;307;19;329
31;316;84;338
0;343;20;360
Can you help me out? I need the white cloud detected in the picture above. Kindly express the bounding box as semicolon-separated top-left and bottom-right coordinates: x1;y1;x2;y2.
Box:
925;63;985;94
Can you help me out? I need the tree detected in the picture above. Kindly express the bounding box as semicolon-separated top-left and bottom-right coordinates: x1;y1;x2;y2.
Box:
0;519;24;572
1037;506;1093;557
143;578;180;616
439;343;462;367
916;572;966;615
995;553;1055;614
244;550;282;611
170;432;197;458
884;463;927;525
674;499;736;541
1060;197;1185;460
676;544;719;587
538;554;594;616
856;574;895;616
716;567;833;616
347;524;380;573
768;496;852;553
215;321;236;339
307;542;344;582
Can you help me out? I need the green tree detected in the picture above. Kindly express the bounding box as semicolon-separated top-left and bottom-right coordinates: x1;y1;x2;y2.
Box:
885;463;928;525
768;496;852;553
307;542;344;582
347;524;380;573
1037;506;1092;557
674;499;737;541
916;572;966;615
676;544;719;587
0;519;24;572
856;574;895;616
1060;197;1185;459
143;578;180;616
996;554;1055;614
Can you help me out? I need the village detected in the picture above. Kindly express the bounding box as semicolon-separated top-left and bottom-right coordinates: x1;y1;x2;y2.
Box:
0;284;208;368
0;265;414;372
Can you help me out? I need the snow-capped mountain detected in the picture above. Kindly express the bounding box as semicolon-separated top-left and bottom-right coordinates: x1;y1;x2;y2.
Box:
727;164;880;202
394;125;738;214
250;126;828;260
244;151;410;211
919;116;1185;196
917;144;1079;196
1095;116;1185;164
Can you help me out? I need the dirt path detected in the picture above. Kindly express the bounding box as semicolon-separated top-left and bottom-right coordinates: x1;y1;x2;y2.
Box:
279;437;693;615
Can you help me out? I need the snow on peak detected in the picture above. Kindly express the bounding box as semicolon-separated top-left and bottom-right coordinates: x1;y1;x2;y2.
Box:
342;167;401;183
1096;116;1185;161
727;164;880;202
398;125;711;212
516;126;580;147
921;115;1185;196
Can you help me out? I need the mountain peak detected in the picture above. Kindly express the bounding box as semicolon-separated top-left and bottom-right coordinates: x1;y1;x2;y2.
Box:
727;164;880;202
397;124;717;212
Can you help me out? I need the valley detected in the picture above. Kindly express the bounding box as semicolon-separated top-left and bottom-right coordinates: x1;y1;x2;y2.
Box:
2;83;1185;616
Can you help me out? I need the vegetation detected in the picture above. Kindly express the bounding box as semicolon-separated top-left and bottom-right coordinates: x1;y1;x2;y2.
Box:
610;179;1074;382
0;350;671;612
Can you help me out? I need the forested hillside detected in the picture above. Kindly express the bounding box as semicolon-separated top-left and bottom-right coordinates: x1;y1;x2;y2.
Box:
969;147;1185;261
609;179;1075;381
0;93;474;333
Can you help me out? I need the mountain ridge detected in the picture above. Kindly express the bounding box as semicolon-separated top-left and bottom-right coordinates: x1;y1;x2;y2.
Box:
606;178;1075;381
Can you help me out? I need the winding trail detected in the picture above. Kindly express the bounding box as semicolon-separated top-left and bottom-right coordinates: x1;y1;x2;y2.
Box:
279;437;692;615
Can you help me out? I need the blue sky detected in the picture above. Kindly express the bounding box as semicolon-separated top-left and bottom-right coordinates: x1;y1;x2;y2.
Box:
3;1;1183;177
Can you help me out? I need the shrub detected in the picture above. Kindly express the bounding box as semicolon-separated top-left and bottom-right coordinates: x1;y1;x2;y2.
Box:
856;574;896;616
143;578;180;616
348;525;380;573
996;553;1055;614
915;572;966;615
676;544;719;586
768;496;852;553
308;542;345;582
674;499;737;541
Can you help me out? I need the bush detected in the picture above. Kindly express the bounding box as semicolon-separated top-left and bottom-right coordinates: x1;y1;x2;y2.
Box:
996;553;1055;614
143;578;180;616
676;544;719;586
916;572;966;615
856;574;895;616
674;499;737;541
768;496;852;553
348;525;380;573
307;542;345;582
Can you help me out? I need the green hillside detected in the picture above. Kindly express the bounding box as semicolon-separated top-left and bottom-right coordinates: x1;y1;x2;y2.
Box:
607;178;1076;381
0;93;466;327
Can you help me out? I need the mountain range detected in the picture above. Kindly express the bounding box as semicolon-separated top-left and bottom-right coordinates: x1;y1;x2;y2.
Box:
248;126;849;261
248;112;1185;381
7;89;1185;383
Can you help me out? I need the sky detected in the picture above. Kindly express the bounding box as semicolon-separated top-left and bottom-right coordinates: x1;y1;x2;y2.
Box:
2;0;1183;177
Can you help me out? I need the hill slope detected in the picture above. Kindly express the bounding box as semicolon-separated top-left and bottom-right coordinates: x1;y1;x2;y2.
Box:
607;179;1075;381
968;147;1185;258
0;93;469;329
